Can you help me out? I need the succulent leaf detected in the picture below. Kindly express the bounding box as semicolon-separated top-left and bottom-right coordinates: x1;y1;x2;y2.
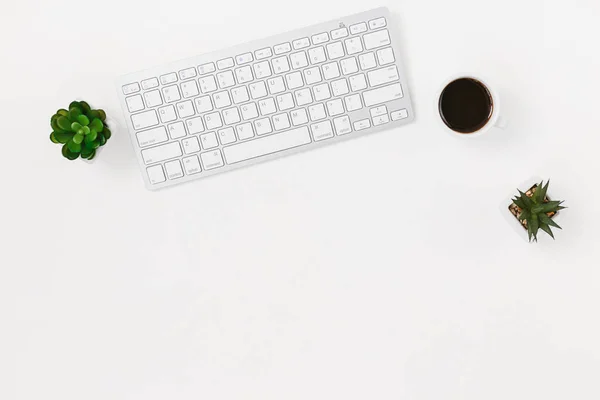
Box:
97;109;107;121
103;127;111;140
50;132;59;143
51;118;66;134
71;122;82;132
72;132;84;144
62;144;79;160
57;109;69;117
77;114;90;126
79;101;91;114
67;139;82;153
539;222;555;239
69;101;81;110
56;116;72;131
53;130;75;143
81;145;94;159
540;213;562;230
85;129;98;142
89;118;104;132
69;107;82;121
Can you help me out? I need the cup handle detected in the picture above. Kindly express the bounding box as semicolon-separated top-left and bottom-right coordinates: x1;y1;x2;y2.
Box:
495;115;508;129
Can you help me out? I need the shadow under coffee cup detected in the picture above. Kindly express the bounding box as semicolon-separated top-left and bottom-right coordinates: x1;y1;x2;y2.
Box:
438;76;506;137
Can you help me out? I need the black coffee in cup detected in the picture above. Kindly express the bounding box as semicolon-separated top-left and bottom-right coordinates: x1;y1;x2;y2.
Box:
439;78;493;134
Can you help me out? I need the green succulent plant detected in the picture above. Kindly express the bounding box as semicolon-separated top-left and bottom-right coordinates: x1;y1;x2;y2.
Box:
50;101;111;160
511;180;565;242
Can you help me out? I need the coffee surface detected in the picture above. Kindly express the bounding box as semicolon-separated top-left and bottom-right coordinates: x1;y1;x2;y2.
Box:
439;78;493;133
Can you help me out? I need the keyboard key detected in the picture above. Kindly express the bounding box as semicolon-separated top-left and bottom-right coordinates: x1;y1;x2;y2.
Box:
144;90;163;107
255;47;273;60
136;126;168;147
200;132;219;149
353;118;371;131
162;85;181;103
391;108;409;121
333;115;351;135
231;86;250;104
186;116;205;134
182;136;201;154
311;32;329;45
179;67;197;80
359;52;377;70
272;56;291;74
313;83;331;101
274;42;291;54
236;52;253;65
292;37;310;49
363;29;391;50
141;142;182;164
373;114;390;126
131;110;158;130
367;65;400;87
326;42;345;59
223;107;241;125
200;150;225;170
286;71;304;90
272;113;291;130
254;118;273;135
344;37;363;55
276;93;295;111
259;98;277;115
160;73;178;85
223;126;311;164
370;105;388;117
183;155;202;175
369;17;387;30
290;52;308;69
253;61;272;79
217;70;236;88
141;78;159;90
176;100;195;118
218;127;237;145
310;120;334;141
344;93;362;111
331;27;348;40
198;62;216;75
180;80;199;98
308;103;327;121
349;74;367;91
199;76;218;93
326;98;344;116
213;91;232;108
168;121;186;139
217;58;234;70
205;112;223;130
349;22;367;34
195;95;213;113
341;57;359;75
267;77;285;94
235;65;254;84
376;47;395;65
304;67;322;85
331;78;349;96
147;165;166;184
308;46;327;64
250;81;269;99
126;95;145;112
241;103;259;120
236;122;254;140
322;62;340;80
294;88;313;106
291;108;308;126
158;105;177;123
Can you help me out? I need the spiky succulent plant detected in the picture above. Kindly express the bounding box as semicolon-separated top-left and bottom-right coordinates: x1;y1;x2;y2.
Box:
511;180;565;242
49;101;111;160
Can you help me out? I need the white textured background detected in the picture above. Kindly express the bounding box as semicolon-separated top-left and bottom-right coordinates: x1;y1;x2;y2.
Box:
2;0;599;399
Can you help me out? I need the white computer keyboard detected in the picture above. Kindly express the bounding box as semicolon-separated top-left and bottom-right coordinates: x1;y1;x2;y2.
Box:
116;7;414;190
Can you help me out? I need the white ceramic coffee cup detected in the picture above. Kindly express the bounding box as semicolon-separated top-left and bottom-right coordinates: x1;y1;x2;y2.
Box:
437;74;507;137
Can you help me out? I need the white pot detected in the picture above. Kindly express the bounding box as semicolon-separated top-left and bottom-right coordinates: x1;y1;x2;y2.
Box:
500;176;564;243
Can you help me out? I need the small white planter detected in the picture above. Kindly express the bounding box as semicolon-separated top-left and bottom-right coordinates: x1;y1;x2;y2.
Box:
500;177;564;243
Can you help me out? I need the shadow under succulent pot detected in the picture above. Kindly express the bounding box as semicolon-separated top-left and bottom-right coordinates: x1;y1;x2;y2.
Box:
49;101;112;162
502;178;566;242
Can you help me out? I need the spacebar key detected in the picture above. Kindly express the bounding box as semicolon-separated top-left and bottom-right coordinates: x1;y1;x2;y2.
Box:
224;127;311;164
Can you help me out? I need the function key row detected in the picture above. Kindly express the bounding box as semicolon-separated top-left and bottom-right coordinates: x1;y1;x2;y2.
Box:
122;17;387;95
